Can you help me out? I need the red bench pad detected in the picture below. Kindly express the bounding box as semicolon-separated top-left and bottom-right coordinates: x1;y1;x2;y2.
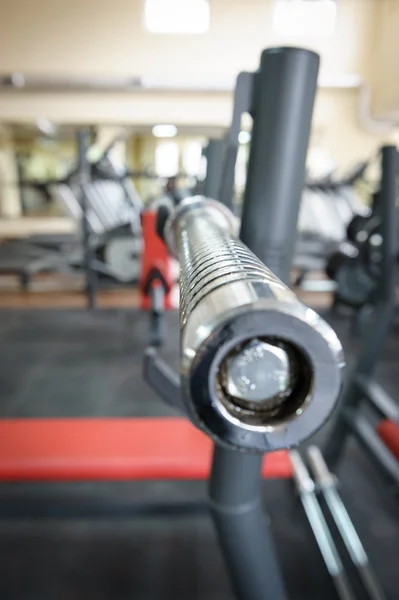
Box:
0;417;292;482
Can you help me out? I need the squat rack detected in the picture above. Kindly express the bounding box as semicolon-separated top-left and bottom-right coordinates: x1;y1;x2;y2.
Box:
207;46;319;600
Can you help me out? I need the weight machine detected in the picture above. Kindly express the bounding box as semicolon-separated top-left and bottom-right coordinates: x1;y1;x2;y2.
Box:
324;145;399;490
0;130;143;303
326;147;399;315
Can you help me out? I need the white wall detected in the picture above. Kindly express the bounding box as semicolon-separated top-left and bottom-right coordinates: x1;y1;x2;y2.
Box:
0;0;378;130
0;91;233;126
313;88;392;170
371;0;399;119
0;0;376;79
0;0;395;179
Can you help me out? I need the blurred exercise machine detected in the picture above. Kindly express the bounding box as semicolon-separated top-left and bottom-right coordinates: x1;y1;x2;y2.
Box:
0;131;143;297
294;162;370;290
326;147;398;314
324;146;399;491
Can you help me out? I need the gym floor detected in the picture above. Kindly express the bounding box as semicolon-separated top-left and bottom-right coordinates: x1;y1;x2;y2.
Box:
0;301;398;600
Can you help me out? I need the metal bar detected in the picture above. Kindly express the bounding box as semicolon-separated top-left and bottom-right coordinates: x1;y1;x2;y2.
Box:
89;182;116;229
100;181;126;225
77;129;97;310
209;449;288;600
240;47;320;284
102;157;143;211
290;451;356;600
149;285;164;348
203;138;226;200
143;348;185;414
324;300;394;468
354;146;398;375
347;413;399;486
218;72;254;211
307;446;387;600
354;375;399;422
379;146;397;303
15;153;29;215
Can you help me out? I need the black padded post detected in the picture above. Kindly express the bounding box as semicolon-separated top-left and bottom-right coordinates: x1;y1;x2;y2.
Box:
209;451;287;600
203;138;226;200
379;145;397;304
210;47;320;600
240;47;319;284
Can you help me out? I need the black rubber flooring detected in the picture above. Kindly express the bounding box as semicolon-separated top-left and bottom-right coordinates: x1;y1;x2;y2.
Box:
0;308;398;600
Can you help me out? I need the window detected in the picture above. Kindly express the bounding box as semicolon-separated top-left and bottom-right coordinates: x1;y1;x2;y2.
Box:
183;141;203;176
144;0;210;34
155;141;179;177
273;0;337;37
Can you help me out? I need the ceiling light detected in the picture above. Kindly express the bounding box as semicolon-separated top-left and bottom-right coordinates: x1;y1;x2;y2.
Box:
145;0;210;34
152;124;178;138
238;131;251;144
274;0;337;37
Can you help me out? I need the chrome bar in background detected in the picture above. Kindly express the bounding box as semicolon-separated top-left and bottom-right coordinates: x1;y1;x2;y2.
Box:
290;450;357;600
307;446;387;600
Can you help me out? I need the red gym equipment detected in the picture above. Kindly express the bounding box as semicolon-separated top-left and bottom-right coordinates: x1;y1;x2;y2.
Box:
139;209;177;346
0;418;292;483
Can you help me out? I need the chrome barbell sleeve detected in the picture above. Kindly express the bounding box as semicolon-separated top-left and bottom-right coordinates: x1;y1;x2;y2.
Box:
163;196;344;452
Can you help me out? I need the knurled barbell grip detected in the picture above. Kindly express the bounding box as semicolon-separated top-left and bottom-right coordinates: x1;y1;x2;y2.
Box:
162;196;344;452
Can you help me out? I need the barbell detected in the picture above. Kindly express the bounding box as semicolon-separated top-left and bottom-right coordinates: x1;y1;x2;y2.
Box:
160;196;344;452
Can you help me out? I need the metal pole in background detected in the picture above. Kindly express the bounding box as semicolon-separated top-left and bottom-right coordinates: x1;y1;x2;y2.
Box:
307;446;387;600
209;47;320;600
324;146;398;468
240;47;320;284
290;451;356;600
218;72;254;212
202;138;226;199
377;145;397;306
15;153;29;216
356;145;397;375
77;129;97;310
209;451;287;600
